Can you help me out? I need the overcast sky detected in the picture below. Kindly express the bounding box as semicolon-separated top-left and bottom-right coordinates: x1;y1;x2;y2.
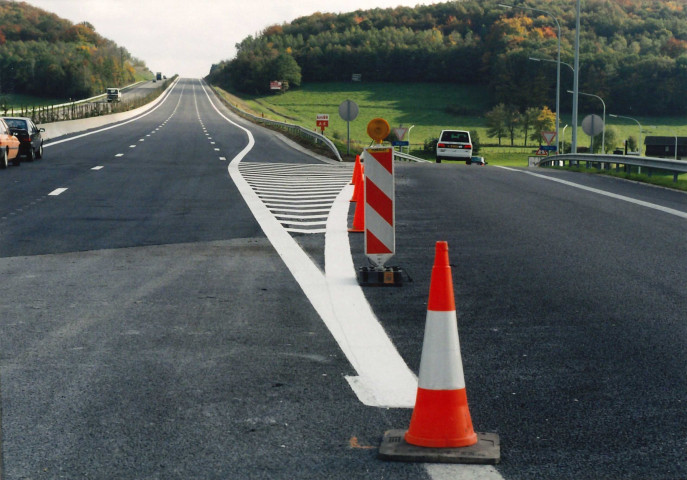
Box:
26;0;433;78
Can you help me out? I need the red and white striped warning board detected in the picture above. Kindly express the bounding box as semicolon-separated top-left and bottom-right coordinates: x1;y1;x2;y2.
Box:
363;146;395;267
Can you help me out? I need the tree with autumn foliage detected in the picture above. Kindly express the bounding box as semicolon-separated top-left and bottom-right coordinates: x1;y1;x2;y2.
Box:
0;1;145;99
530;106;556;145
209;0;687;116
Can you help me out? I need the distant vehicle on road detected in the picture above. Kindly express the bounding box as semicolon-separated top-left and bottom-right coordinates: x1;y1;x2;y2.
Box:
467;156;486;165
436;129;472;162
3;117;44;161
0;118;20;168
106;88;122;102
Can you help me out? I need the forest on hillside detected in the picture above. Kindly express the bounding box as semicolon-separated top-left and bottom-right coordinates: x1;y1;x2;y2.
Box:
207;0;687;115
0;1;146;99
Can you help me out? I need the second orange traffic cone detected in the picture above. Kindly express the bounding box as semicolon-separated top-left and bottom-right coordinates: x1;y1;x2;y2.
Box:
405;241;477;448
348;168;365;232
350;163;363;202
350;154;362;185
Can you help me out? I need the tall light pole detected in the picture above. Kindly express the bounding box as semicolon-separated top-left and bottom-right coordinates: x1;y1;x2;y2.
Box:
572;0;581;153
609;114;642;155
570;90;606;153
500;4;561;155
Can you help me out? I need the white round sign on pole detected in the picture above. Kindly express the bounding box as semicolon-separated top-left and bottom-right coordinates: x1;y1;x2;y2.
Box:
339;100;359;121
339;100;359;155
581;114;604;137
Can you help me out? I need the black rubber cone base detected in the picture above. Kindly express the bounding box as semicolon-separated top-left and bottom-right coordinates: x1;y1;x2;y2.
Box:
378;430;500;464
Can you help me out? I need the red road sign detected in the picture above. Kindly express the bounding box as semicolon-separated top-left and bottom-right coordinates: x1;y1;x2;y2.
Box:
316;114;329;128
541;131;556;146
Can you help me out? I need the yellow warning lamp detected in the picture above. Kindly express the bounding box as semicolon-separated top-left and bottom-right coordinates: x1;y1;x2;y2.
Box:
367;118;391;144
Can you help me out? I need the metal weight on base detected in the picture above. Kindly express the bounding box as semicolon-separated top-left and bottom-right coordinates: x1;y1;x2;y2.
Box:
356;266;404;287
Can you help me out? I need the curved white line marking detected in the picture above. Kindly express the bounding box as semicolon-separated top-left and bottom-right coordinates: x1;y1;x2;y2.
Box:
199;80;417;408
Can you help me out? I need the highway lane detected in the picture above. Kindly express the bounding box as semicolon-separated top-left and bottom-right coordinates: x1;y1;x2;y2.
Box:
0;79;430;479
355;163;687;479
1;77;686;479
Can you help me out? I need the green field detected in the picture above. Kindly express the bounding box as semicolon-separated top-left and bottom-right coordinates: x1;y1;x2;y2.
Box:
0;93;69;109
216;82;490;157
216;82;687;162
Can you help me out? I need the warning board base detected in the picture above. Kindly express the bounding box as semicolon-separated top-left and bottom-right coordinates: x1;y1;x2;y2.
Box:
356;266;404;287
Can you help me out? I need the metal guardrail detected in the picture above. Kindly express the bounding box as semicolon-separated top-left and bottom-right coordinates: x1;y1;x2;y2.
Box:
393;149;431;163
209;86;433;164
48;81;145;109
210;88;343;162
536;153;687;182
3;80;166;125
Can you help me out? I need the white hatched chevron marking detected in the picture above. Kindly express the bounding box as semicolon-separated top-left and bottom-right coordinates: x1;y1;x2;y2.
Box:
239;162;353;233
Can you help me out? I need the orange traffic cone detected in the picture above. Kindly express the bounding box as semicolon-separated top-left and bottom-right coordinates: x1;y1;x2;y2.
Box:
350;164;363;202
378;241;500;464
348;169;365;232
350;154;362;185
405;240;477;448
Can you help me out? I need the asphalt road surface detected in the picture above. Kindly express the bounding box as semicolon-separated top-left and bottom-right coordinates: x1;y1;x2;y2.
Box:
0;78;685;480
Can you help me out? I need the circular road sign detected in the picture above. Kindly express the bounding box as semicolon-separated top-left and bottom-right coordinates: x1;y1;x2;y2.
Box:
339;100;359;122
581;114;604;136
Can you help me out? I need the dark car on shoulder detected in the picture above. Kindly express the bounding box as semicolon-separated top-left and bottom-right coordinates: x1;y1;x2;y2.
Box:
3;117;44;161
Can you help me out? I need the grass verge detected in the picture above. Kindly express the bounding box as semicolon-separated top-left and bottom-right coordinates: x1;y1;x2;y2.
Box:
212;82;687;191
552;165;687;192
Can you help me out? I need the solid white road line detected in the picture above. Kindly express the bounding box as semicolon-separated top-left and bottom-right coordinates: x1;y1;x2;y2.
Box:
45;77;180;147
201;80;418;408
200;79;506;480
325;185;418;407
499;166;687;219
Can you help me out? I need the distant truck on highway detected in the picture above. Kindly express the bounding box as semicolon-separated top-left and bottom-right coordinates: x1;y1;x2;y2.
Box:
106;88;121;102
156;72;162;81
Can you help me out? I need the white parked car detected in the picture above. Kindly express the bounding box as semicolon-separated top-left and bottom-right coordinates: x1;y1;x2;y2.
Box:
436;130;472;162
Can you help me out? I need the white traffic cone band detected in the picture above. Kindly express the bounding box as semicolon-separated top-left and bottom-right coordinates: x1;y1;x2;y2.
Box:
417;309;466;391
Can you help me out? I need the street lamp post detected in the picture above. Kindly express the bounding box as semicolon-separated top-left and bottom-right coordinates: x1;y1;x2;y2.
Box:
609;114;642;155
569;90;606;154
501;4;561;155
529;57;574;75
572;0;581;153
407;125;415;154
561;124;569;154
